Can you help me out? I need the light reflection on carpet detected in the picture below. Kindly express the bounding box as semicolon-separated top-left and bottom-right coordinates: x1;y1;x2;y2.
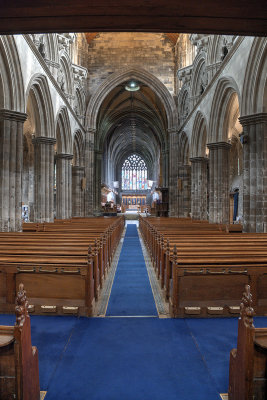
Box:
40;391;47;399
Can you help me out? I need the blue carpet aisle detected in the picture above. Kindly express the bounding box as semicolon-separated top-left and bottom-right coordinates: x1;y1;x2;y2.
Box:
106;224;158;316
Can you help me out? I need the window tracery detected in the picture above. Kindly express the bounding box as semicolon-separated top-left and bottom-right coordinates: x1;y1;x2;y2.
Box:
121;154;148;190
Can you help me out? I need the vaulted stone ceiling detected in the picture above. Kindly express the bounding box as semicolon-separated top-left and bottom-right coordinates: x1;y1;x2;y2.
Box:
99;82;167;182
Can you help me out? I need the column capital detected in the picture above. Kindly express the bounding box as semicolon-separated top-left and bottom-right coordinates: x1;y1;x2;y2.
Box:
189;156;209;163
55;153;73;160
167;128;178;135
207;142;231;150
239;113;267;126
72;165;85;171
32;136;57;145
0;109;27;122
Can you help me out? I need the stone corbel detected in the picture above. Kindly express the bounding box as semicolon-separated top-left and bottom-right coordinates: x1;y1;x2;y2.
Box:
72;64;88;83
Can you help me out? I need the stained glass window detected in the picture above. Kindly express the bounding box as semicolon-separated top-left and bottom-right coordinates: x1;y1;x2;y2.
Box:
122;154;148;190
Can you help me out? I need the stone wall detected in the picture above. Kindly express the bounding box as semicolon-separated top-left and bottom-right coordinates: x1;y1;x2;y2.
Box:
87;33;175;97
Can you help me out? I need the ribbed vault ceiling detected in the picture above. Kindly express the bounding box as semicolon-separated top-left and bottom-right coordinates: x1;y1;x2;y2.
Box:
99;81;167;182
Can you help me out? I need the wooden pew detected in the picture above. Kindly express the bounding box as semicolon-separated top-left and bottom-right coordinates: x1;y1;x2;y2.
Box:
0;216;125;316
139;216;267;317
229;285;267;400
0;283;40;400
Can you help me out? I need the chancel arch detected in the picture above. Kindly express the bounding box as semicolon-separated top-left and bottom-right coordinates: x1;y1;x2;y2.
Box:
87;68;172;213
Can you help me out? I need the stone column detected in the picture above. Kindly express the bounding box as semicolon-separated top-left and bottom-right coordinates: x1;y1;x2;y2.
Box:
84;129;95;216
55;153;73;219
177;163;191;217
94;150;103;215
162;149;169;187
239;113;267;232
32;136;56;222
207;142;231;224
72;166;85;217
168;129;178;217
0;109;27;231
190;157;208;220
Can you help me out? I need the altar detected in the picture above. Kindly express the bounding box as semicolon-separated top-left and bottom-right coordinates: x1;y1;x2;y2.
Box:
121;194;147;212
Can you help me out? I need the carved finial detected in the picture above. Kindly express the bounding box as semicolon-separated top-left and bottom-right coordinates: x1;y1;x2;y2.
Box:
166;239;170;255
173;245;178;264
88;245;93;262
15;283;29;327
240;284;254;327
94;239;98;255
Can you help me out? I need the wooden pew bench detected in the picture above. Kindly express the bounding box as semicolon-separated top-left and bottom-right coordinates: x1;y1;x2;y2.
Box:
139;216;267;318
0;284;40;400
229;285;267;400
0;217;125;316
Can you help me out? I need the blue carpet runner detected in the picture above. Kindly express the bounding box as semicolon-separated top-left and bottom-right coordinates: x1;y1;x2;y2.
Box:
2;314;267;399
106;224;158;316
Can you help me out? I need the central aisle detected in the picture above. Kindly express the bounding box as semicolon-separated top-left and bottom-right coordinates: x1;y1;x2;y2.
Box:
106;224;158;316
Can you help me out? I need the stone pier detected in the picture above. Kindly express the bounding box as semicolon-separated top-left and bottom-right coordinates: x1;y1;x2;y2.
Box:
32;136;56;222
0;109;27;231
240;113;267;232
168;129;178;217
190;157;208;220
207;142;231;224
55;153;73;219
72;166;85;217
177;163;191;217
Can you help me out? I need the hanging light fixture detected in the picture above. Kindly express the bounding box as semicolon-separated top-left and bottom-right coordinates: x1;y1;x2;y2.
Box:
125;80;140;91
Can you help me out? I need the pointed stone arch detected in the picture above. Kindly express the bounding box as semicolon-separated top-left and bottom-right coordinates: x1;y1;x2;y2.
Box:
55;106;72;154
26;74;55;138
73;129;85;167
209;76;241;143
178;131;190;164
0;35;25;112
241;37;267;115
190;111;208;158
86;67;178;134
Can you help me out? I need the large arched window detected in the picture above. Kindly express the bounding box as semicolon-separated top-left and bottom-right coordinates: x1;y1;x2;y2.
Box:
122;154;148;190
